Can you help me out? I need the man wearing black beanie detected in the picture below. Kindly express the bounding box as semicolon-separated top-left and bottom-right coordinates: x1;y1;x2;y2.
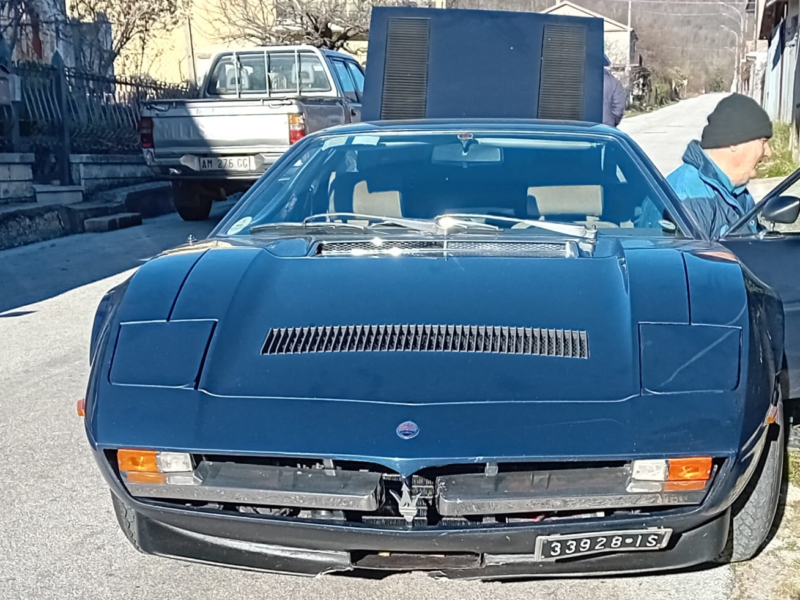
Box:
664;93;773;238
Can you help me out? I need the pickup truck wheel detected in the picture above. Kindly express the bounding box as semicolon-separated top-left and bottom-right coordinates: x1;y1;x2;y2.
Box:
111;492;144;553
173;183;213;221
726;408;784;563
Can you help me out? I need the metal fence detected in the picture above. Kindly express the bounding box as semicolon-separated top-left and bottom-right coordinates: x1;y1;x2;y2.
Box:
1;58;197;182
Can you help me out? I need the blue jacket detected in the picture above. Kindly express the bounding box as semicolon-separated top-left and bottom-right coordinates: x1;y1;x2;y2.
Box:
640;141;758;238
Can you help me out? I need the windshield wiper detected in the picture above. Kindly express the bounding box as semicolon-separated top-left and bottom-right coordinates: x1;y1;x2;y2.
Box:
438;213;597;241
249;220;369;234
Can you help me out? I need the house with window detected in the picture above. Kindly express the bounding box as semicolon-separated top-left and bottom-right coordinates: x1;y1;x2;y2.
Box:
754;0;800;154
540;1;639;75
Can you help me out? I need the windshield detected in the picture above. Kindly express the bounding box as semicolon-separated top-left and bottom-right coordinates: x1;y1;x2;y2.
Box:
220;131;680;237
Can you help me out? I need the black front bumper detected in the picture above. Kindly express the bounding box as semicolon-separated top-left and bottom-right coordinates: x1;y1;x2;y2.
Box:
121;495;730;579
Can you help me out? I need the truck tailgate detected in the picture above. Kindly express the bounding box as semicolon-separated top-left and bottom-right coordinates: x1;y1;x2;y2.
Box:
149;100;293;156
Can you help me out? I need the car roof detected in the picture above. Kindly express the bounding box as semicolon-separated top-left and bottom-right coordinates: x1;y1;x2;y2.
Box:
212;45;351;57
315;119;626;138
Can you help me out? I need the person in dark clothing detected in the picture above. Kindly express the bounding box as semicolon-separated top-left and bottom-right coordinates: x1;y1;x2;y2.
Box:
603;54;626;128
638;94;773;238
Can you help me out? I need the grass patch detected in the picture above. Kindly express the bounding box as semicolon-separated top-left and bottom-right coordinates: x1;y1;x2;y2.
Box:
757;122;798;179
789;450;800;488
624;109;645;118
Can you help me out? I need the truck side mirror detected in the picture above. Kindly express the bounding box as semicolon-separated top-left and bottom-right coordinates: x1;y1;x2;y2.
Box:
762;194;800;225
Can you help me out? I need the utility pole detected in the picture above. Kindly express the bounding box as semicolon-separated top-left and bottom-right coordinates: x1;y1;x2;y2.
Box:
721;24;742;92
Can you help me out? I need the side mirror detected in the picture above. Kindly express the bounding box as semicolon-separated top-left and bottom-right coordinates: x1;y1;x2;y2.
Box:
762;194;800;224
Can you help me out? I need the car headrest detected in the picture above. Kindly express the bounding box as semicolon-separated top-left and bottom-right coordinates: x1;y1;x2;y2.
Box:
527;185;603;217
352;180;402;218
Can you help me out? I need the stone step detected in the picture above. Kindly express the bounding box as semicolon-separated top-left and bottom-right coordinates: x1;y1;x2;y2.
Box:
0;201;134;251
0;181;175;251
84;212;143;233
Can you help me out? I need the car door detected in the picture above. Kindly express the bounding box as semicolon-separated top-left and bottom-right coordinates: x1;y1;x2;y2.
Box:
344;60;365;122
720;169;800;398
328;57;362;122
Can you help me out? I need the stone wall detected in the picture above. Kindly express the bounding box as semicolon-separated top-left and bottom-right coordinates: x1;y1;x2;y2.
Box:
0;154;35;205
70;154;155;196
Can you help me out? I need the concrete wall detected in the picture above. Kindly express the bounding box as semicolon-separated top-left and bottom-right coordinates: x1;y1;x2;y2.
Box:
70;155;155;196
0;154;35;206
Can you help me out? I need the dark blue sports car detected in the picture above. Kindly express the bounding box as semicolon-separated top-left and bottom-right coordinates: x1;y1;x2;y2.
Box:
83;120;800;579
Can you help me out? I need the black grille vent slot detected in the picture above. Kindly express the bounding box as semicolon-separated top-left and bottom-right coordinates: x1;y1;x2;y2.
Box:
538;24;587;120
381;17;430;120
263;325;588;358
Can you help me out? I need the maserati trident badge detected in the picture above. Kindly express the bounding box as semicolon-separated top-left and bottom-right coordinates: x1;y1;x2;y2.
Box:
390;479;422;524
396;421;419;440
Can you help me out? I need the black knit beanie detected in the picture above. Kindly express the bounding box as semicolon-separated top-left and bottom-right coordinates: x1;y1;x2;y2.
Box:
700;94;773;149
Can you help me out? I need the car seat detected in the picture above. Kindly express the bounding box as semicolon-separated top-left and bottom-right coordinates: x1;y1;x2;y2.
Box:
525;185;618;228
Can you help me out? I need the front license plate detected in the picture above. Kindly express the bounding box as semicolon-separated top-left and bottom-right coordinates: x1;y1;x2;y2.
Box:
199;156;255;171
535;528;672;561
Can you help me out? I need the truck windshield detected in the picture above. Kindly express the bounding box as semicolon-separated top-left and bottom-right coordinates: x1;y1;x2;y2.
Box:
223;131;680;236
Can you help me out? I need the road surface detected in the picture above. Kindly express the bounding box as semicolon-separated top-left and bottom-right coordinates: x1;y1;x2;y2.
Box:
619;93;726;175
0;95;792;600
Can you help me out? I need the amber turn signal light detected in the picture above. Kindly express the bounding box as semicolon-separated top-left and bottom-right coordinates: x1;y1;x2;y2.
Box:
76;398;85;417
124;471;166;484
667;457;712;481
117;449;158;473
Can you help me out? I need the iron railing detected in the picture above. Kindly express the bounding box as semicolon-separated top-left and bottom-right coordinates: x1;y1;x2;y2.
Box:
6;62;197;155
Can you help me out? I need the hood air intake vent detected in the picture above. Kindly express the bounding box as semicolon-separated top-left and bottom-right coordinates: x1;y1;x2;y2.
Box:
263;325;588;358
317;240;573;258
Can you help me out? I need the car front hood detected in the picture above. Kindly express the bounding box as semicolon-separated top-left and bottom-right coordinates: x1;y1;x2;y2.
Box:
93;236;755;473
172;236;693;404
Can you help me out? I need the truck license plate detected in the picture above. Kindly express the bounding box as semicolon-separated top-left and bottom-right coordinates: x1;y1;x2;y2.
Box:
200;156;255;171
535;528;672;561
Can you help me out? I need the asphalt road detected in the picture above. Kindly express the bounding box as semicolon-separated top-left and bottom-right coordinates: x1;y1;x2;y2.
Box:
0;94;763;600
618;93;727;175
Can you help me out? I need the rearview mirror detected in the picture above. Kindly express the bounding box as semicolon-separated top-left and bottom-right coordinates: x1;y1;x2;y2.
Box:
762;194;800;224
431;142;502;164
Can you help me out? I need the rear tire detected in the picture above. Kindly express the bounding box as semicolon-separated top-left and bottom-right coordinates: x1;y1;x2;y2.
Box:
727;406;784;562
111;492;144;553
173;182;213;221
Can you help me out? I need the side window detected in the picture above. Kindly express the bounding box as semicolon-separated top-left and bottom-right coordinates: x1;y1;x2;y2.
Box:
267;52;332;94
239;53;268;93
206;53;268;95
332;60;358;103
207;55;236;95
297;52;333;93
345;61;365;96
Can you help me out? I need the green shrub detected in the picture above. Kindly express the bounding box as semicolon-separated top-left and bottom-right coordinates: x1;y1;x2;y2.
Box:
757;121;798;179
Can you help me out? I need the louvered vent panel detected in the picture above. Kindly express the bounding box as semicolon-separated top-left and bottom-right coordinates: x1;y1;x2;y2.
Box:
538;24;587;120
263;325;588;358
380;17;431;120
317;240;569;257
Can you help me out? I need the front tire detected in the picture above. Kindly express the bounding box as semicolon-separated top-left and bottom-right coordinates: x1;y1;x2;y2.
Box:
172;182;213;221
111;492;144;553
727;407;784;562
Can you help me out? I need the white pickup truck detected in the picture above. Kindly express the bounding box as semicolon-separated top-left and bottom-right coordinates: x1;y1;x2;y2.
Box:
139;46;365;220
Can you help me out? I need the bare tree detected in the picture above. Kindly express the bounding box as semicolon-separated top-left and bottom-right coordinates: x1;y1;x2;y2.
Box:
0;0;28;62
204;0;433;51
69;0;189;73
